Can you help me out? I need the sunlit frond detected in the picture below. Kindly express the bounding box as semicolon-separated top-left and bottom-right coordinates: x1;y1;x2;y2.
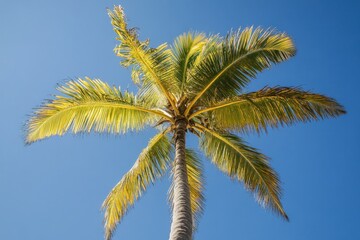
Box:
195;124;288;220
190;87;346;133
171;32;207;97
108;6;178;110
26;78;169;143
191;35;221;70
185;149;205;230
102;130;173;240
137;76;167;107
169;149;205;231
185;27;296;116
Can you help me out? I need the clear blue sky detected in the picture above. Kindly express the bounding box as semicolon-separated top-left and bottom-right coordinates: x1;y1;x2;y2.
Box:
1;0;359;239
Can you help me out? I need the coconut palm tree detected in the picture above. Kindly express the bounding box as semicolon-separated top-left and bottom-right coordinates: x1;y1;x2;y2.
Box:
26;6;345;240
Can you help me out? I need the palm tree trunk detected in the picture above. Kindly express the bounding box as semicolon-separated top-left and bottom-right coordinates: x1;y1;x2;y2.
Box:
169;118;193;240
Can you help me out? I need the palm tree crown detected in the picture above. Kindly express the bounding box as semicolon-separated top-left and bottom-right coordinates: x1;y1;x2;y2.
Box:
26;6;345;240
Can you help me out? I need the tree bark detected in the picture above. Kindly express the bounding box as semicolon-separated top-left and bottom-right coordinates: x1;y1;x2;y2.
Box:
169;119;193;240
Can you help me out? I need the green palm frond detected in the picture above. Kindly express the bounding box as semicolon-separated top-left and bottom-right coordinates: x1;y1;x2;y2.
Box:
169;149;205;231
190;35;221;70
108;6;178;110
171;32;207;97
102;130;172;240
190;87;346;133
185;27;296;116
185;149;205;230
136;76;168;107
195;124;288;220
26;78;170;143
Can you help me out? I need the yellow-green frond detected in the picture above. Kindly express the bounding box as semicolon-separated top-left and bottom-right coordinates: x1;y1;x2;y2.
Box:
102;130;173;240
185;27;296;116
195;124;288;220
168;149;205;231
26;78;167;144
191;35;221;70
185;149;205;230
136;71;168;107
190;87;346;133
171;32;207;96
108;6;149;70
108;6;178;110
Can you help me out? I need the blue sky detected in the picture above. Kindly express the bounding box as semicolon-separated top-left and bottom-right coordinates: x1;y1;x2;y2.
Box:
1;0;359;239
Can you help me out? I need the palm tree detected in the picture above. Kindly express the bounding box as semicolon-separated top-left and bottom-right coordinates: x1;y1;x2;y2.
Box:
26;5;345;240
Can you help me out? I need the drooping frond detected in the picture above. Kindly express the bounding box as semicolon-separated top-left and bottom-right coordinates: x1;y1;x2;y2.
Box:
102;130;173;240
190;87;346;133
108;6;178;110
171;32;207;97
169;149;205;231
26;78;169;143
185;149;205;230
185;27;296;116
195;124;288;220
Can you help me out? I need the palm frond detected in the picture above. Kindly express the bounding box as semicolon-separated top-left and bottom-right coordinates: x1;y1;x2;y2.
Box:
108;6;178;111
185;27;296;116
26;78;170;143
168;149;205;231
190;87;346;133
102;130;172;240
191;35;221;70
195;124;288;220
171;32;207;97
136;76;167;107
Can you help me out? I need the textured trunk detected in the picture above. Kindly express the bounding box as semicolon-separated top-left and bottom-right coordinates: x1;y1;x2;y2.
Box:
169;119;193;240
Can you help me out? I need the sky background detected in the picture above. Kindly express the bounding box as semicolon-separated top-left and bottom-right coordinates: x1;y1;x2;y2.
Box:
1;0;359;239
